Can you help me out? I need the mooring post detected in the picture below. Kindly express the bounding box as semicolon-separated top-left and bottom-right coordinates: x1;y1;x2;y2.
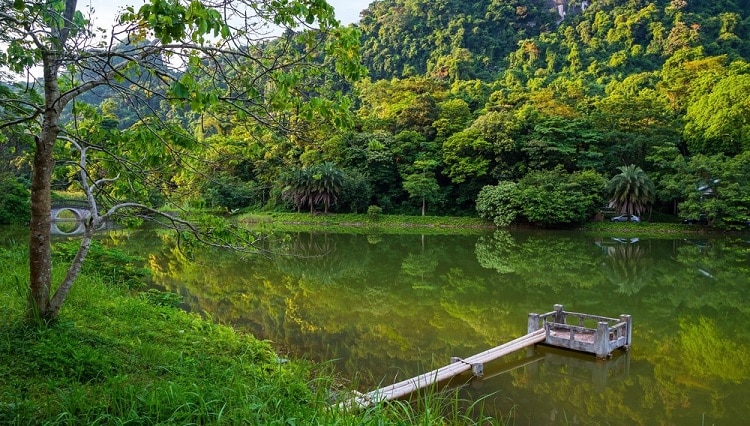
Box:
595;321;610;359
450;357;484;378
553;304;566;324
527;313;539;334
527;313;540;356
620;314;632;349
471;363;484;378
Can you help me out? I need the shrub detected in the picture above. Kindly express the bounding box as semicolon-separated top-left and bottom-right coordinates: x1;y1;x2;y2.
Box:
476;169;606;227
0;174;30;225
202;175;260;211
475;181;520;227
367;205;383;220
339;171;372;213
517;168;605;226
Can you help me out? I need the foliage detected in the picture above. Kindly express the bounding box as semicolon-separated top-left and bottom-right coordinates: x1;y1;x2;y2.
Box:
607;164;656;217
0;0;365;320
475;182;521;227
671;152;750;229
477;169;605;227
683;70;750;155
202;174;262;211
339;170;372;213
2;0;750;324
402;169;440;216
0;174;30;225
357;0;556;80
518;168;606;226
281;162;345;214
367;205;383;221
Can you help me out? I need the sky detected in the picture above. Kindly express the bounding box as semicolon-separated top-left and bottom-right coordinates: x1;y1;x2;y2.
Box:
2;1;374;80
86;0;373;28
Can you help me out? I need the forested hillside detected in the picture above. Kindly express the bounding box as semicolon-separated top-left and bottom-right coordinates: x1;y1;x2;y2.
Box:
2;0;749;228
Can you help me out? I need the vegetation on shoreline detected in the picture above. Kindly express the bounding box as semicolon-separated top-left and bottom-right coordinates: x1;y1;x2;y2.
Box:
235;210;739;237
237;211;493;235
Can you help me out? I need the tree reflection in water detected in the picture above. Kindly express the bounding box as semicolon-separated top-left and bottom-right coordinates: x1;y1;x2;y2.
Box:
598;237;654;295
96;228;750;425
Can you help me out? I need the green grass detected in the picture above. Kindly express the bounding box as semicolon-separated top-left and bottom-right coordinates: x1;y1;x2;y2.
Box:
235;210;745;239
0;242;506;425
578;220;736;237
237;211;492;235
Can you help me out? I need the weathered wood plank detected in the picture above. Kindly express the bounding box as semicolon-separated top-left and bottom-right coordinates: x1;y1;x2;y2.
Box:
349;329;546;408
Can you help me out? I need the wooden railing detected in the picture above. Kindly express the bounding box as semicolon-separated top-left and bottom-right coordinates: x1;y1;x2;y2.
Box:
528;304;632;358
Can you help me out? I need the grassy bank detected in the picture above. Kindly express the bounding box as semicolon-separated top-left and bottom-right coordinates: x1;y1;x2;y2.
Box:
236;212;493;235
235;211;740;238
0;242;502;425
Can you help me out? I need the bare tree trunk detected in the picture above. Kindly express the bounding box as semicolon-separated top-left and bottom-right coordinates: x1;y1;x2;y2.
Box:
28;131;54;321
421;197;426;216
28;53;63;322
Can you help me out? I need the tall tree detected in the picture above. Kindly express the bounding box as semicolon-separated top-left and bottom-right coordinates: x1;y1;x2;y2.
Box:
0;0;363;321
402;160;440;216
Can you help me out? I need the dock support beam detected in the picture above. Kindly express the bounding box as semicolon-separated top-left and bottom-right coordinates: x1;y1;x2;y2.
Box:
527;313;539;334
620;314;632;350
595;321;609;359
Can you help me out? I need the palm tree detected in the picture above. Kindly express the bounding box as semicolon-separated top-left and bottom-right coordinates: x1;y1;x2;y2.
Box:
607;164;656;217
311;162;344;214
281;168;312;213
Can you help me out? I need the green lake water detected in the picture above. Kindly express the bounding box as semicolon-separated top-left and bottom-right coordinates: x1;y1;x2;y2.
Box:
56;228;750;423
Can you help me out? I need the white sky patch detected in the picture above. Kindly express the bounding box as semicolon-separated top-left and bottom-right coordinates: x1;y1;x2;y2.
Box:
84;0;372;28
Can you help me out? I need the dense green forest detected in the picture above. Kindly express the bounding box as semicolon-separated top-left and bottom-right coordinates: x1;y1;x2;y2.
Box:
2;0;749;229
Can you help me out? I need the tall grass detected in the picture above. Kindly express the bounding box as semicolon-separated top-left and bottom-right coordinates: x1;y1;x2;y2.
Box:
1;242;509;425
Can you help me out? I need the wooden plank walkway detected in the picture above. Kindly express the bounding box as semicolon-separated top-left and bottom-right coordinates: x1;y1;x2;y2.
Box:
341;328;546;409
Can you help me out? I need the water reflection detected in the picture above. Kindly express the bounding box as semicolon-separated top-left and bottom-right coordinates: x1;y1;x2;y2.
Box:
50;218;115;236
456;347;632;422
597;237;654;295
100;229;750;425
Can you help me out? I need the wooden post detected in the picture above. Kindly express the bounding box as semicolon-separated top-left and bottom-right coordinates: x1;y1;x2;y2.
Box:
528;313;541;355
595;321;609;359
527;313;539;334
620;314;632;350
471;363;484;377
450;357;484;378
553;304;566;324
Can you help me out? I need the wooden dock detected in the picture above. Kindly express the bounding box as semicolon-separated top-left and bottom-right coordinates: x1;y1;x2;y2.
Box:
339;304;632;409
340;329;546;409
529;304;632;359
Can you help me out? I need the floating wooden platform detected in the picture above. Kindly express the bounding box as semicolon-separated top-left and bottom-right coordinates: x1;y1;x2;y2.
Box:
339;304;632;409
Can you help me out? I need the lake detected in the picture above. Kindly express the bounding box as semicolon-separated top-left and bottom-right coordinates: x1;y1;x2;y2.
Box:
51;227;750;423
